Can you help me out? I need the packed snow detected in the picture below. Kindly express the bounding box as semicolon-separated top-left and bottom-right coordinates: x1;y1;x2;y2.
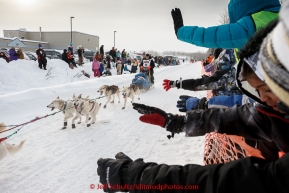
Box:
0;58;206;193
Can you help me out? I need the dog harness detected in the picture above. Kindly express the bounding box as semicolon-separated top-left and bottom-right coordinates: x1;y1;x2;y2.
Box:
76;100;95;115
60;101;67;113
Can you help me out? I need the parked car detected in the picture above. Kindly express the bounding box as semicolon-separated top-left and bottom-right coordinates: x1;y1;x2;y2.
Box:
25;51;37;61
0;48;10;62
83;50;95;61
135;55;142;63
43;49;62;59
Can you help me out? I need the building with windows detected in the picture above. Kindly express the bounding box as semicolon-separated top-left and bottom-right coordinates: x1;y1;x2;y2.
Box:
1;28;99;52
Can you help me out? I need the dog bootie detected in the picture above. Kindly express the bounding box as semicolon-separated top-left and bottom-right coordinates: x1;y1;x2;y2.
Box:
72;123;76;129
62;122;67;130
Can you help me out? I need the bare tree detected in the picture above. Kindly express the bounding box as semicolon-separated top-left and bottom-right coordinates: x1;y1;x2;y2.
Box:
218;8;230;24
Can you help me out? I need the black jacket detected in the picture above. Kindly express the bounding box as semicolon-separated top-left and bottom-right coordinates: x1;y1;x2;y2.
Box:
61;52;69;64
100;46;104;54
181;68;230;90
121;51;126;58
186;102;289;152
36;48;46;62
109;50;116;58
122;153;289;193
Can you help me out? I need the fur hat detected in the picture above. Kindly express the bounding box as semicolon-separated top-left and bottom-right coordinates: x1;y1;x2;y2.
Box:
260;0;289;112
38;44;42;48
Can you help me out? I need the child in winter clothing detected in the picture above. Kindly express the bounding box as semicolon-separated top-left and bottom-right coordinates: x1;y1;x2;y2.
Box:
123;64;130;73
92;58;100;77
116;58;122;75
99;61;104;76
67;51;77;68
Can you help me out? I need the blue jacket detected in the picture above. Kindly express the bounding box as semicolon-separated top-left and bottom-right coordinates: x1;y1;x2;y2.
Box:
177;0;280;49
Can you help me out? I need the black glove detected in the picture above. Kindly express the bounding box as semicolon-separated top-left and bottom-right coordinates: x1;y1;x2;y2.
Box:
97;152;133;192
132;103;186;138
171;8;184;37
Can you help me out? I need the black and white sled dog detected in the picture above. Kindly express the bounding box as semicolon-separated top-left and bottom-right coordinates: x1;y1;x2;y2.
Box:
72;94;101;128
98;85;120;109
47;96;81;129
122;84;140;109
0;122;26;161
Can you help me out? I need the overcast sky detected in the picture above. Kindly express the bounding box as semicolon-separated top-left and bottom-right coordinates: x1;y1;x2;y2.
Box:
0;0;229;53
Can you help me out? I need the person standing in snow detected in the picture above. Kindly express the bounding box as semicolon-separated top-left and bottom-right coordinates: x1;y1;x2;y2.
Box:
140;53;155;84
109;47;116;62
77;46;84;66
99;45;104;60
116;58;122;75
92;58;100;78
121;49;126;64
131;59;138;73
36;44;47;70
116;50;121;62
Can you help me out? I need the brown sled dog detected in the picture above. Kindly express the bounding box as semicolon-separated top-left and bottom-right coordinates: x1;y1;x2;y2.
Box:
98;85;120;109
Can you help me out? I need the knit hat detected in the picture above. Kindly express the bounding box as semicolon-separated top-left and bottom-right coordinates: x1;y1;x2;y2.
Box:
38;44;42;48
242;51;264;81
260;0;289;113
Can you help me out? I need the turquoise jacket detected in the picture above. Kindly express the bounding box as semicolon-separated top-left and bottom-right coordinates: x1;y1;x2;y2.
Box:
177;0;280;49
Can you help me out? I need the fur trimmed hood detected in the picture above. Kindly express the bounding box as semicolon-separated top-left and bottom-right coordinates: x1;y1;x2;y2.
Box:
236;19;279;105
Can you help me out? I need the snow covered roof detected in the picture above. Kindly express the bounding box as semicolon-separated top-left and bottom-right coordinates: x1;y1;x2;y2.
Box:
0;37;48;44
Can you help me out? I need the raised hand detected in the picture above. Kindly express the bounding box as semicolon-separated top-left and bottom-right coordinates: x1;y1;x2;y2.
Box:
171;8;184;37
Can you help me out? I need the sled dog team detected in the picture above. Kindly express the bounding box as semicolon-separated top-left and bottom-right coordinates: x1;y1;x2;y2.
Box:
0;84;140;160
46;84;140;130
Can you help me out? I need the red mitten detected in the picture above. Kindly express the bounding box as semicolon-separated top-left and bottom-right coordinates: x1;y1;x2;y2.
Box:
163;79;181;91
139;113;166;127
162;79;171;91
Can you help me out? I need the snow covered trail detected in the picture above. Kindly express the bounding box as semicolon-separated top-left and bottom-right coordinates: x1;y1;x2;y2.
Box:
0;61;206;193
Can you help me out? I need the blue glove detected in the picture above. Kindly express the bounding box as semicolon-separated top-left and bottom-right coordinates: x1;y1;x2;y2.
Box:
177;95;199;112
